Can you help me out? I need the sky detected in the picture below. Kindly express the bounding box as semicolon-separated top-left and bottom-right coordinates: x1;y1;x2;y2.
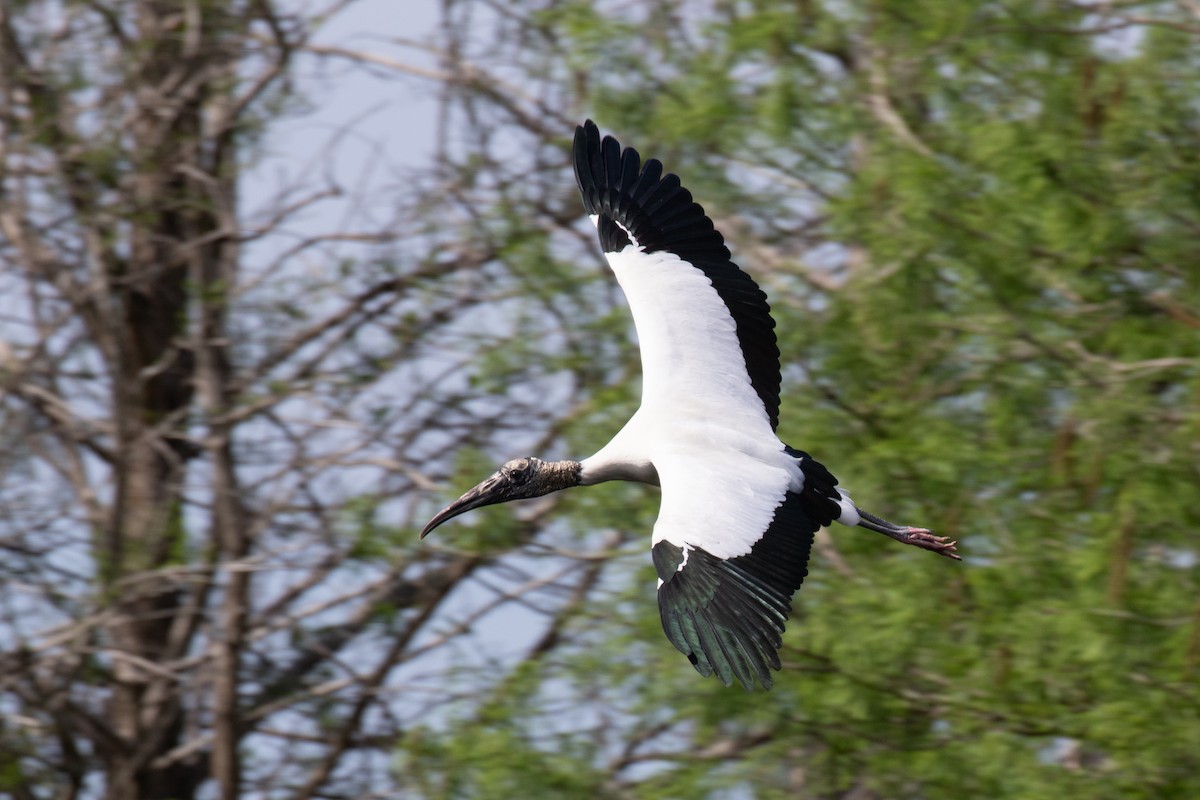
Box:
243;0;444;221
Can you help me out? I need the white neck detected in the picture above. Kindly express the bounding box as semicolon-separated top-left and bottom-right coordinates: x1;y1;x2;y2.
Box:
580;444;659;486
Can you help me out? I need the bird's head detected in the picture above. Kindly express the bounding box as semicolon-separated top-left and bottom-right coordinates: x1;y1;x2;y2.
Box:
420;457;581;539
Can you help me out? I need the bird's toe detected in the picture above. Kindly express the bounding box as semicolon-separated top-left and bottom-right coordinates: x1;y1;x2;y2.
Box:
905;528;961;561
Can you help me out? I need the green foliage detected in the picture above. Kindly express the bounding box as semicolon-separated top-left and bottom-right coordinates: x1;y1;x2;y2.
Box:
401;663;618;799
414;0;1200;797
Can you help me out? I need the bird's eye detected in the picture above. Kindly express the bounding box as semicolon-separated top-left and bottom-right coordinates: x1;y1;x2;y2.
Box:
507;461;530;481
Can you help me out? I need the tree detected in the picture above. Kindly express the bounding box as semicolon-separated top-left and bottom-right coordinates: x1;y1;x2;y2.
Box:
378;1;1200;798
0;1;600;797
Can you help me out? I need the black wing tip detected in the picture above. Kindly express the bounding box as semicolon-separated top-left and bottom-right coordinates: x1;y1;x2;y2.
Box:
571;121;720;252
573;119;640;219
678;628;778;691
571;122;730;264
576;119;601;150
572;120;601;214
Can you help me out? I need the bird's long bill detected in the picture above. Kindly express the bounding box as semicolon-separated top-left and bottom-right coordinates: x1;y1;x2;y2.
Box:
419;472;510;539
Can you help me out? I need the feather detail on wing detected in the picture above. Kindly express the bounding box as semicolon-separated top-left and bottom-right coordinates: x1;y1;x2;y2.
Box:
653;490;817;690
573;120;782;430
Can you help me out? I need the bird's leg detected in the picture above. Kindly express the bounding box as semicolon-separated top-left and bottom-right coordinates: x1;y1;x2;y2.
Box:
856;510;961;561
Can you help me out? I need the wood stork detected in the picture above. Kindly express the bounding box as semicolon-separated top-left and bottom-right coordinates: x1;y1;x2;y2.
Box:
421;121;959;690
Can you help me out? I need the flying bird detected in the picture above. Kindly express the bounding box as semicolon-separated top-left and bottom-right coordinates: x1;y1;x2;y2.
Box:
421;120;959;690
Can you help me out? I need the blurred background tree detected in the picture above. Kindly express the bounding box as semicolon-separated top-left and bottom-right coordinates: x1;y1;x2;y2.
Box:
0;0;1196;798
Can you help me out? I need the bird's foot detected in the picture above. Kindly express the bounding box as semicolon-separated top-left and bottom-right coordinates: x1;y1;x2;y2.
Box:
893;526;960;561
857;510;961;561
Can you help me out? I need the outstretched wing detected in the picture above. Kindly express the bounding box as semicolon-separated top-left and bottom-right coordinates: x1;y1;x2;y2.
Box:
652;484;821;691
646;442;841;690
572;120;782;431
